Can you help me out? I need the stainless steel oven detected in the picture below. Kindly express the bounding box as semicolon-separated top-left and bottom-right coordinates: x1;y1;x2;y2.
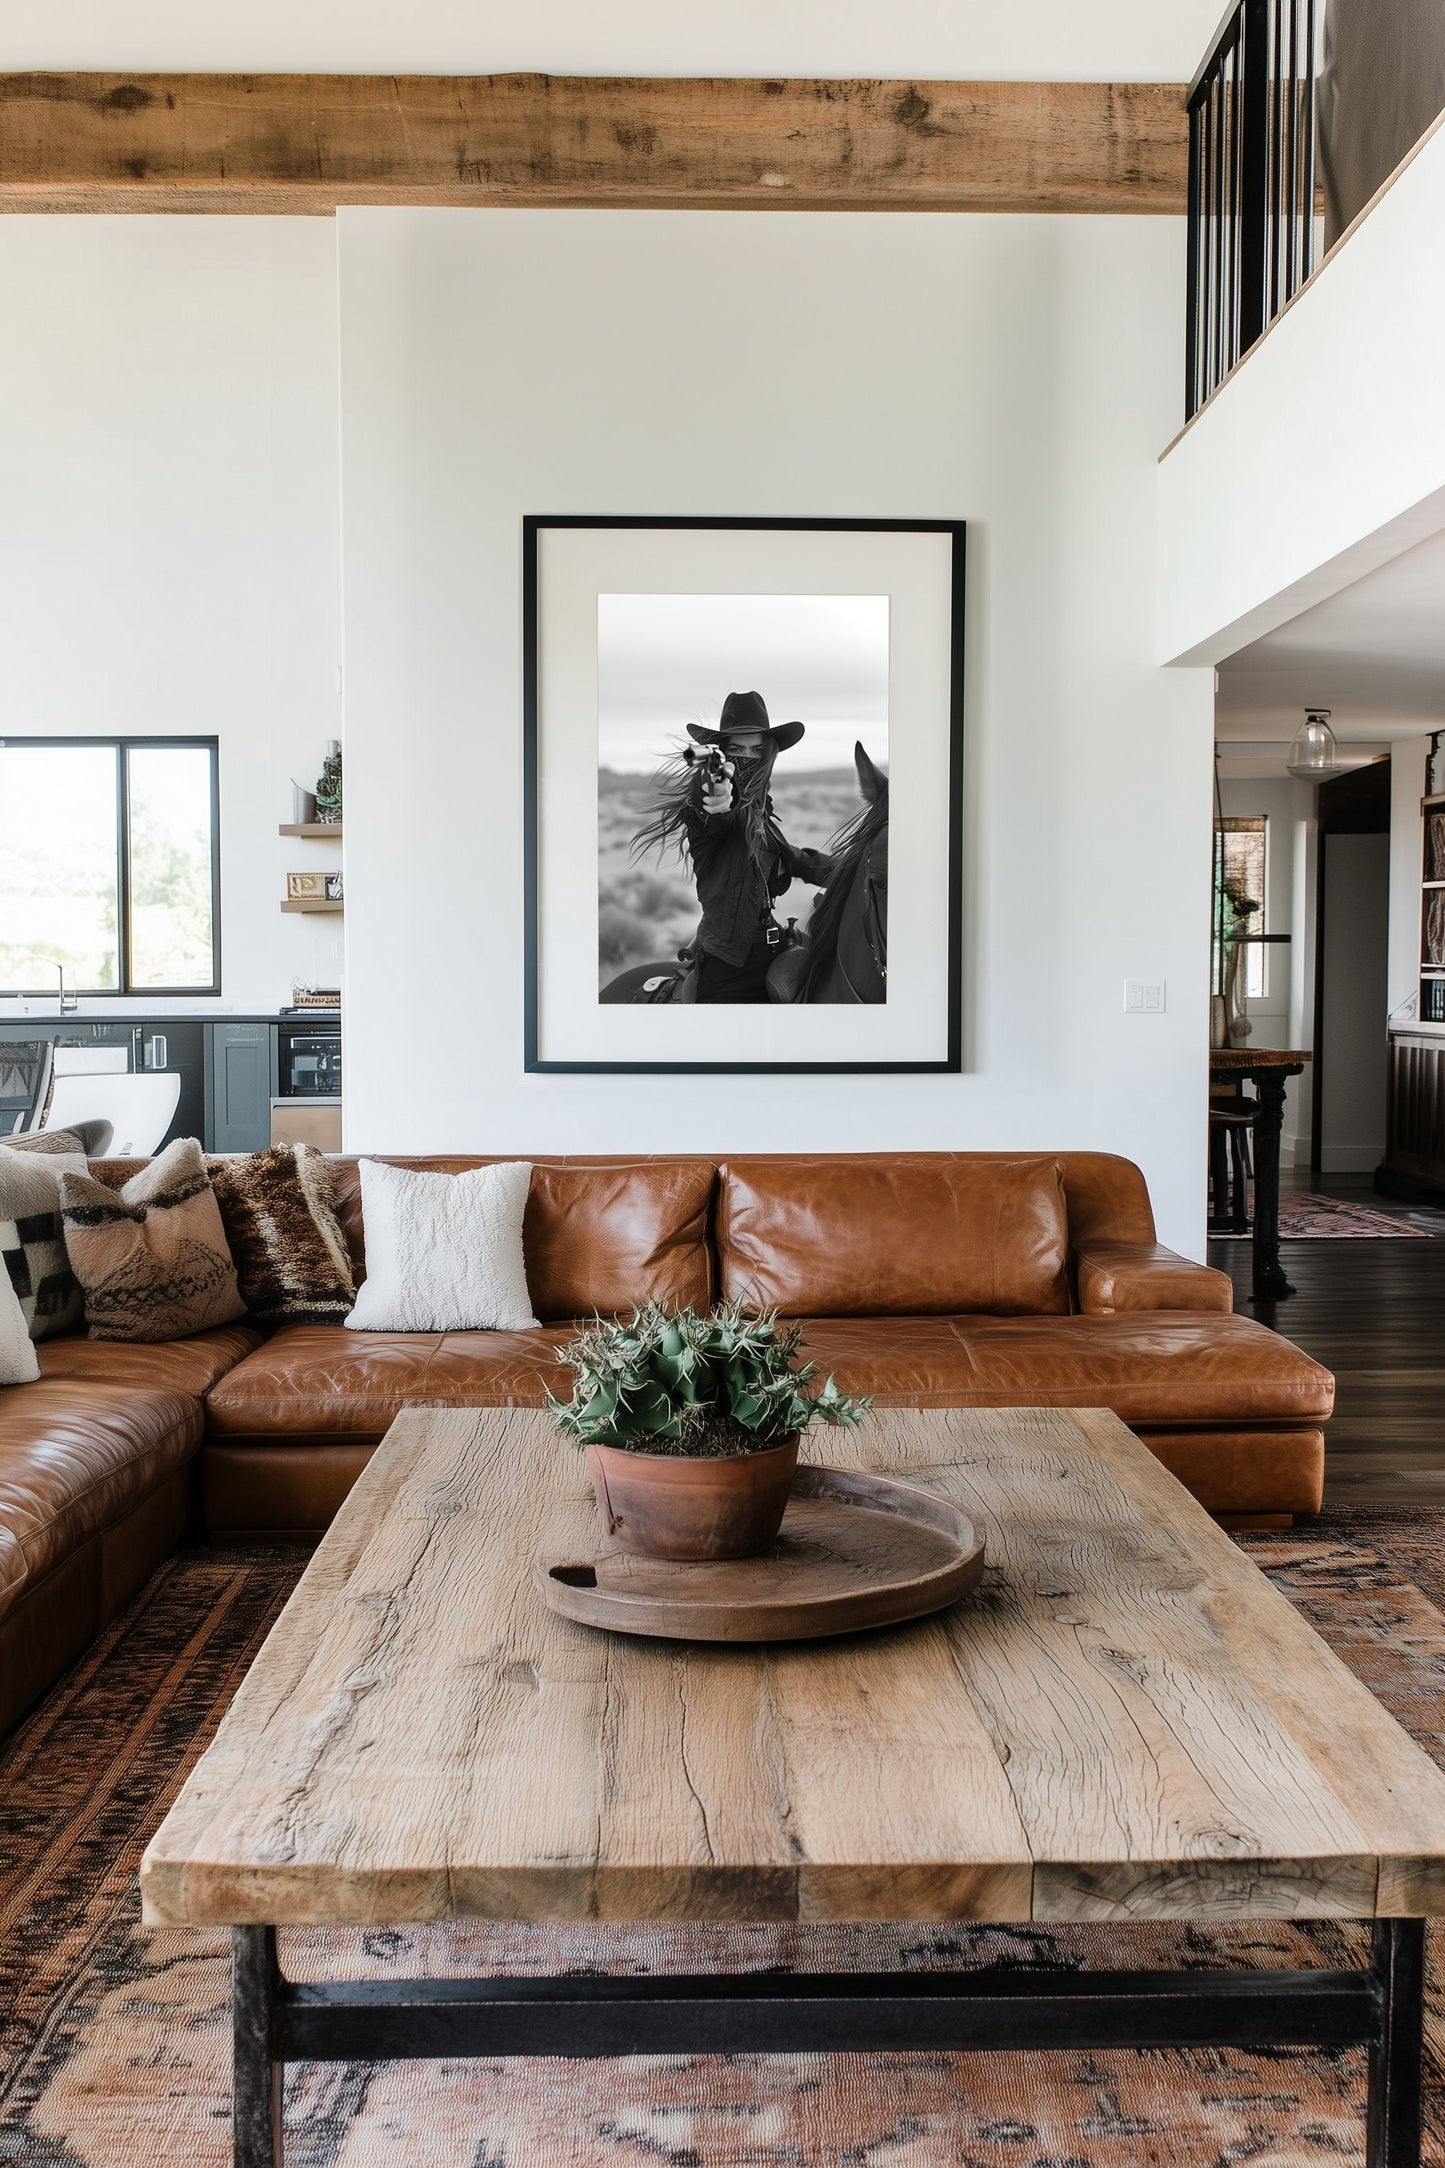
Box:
276;1023;341;1099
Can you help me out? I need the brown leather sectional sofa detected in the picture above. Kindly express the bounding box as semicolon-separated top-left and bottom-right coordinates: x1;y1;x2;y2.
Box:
0;1150;1334;1736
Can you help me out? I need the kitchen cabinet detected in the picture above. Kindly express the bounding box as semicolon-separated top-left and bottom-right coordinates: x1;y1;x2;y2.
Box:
205;1024;275;1154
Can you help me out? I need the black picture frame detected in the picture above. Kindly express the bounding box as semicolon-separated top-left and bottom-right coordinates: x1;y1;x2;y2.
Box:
523;515;965;1074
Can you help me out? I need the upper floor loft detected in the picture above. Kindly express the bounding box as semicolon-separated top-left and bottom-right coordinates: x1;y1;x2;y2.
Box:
1161;0;1445;668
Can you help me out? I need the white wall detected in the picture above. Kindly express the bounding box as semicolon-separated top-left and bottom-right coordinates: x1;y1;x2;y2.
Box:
1390;733;1432;1018
337;209;1215;1253
4;0;1224;79
0;218;344;1015
1157;118;1445;668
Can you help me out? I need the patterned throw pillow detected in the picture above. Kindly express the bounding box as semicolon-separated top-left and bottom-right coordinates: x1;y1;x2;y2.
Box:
0;1235;40;1384
206;1144;355;1324
0;1144;87;1341
59;1138;246;1343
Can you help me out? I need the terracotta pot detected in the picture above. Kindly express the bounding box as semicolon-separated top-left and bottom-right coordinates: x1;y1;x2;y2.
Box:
586;1433;800;1561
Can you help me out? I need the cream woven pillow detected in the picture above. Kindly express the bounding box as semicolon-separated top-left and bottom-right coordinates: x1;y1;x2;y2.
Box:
345;1159;537;1332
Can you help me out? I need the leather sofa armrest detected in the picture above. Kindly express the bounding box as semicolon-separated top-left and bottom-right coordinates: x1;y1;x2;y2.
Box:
1074;1241;1233;1316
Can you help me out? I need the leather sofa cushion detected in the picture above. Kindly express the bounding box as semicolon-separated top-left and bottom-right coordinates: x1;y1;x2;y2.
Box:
798;1312;1334;1425
719;1155;1071;1316
1074;1242;1232;1315
38;1322;262;1397
206;1308;1331;1451
326;1157;715;1321
0;1380;202;1622
205;1323;572;1443
201;1426;1330;1539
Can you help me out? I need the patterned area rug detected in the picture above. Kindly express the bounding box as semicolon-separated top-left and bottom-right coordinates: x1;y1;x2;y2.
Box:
4;1519;1445;2166
1213;1190;1438;1238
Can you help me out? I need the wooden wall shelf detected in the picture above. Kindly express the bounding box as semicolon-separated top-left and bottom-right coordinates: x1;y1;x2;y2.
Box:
280;898;343;914
279;823;343;839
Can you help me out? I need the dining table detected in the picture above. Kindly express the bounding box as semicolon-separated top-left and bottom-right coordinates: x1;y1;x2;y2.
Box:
1209;1046;1310;1301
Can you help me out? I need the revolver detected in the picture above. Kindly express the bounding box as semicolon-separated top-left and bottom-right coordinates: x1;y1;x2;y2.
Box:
683;743;732;802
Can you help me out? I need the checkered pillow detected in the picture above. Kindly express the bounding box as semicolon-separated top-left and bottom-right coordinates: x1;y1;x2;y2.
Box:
0;1146;87;1341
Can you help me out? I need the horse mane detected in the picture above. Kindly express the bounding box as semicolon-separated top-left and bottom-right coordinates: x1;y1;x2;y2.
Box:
799;782;889;1000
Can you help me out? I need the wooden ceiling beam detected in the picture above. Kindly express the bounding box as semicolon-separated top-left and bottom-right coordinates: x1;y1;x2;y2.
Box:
0;73;1187;216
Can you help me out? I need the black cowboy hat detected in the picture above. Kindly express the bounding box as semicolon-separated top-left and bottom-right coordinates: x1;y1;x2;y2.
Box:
687;690;805;753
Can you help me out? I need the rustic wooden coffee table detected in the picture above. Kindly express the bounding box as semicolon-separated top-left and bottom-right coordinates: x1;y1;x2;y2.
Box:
142;1405;1445;2168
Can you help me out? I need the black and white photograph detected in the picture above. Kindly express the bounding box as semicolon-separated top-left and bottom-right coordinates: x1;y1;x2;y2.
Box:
525;516;964;1073
596;593;890;1006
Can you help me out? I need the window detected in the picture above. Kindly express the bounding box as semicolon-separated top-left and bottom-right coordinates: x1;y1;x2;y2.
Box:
1213;815;1268;1002
0;738;219;995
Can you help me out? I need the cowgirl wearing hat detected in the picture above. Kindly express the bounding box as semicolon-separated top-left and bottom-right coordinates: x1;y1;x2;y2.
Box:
634;690;834;1004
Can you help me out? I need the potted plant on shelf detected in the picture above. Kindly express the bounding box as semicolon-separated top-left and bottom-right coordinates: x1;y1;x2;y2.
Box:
547;1302;870;1561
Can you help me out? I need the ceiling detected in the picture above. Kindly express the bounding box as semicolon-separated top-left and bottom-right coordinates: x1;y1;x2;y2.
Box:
0;0;1226;80
1215;524;1445;763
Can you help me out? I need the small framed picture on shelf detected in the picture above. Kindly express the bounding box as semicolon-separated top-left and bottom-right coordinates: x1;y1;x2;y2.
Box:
325;873;344;901
286;872;328;900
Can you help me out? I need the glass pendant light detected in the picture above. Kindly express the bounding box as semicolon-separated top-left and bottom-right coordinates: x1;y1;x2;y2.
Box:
1287;708;1340;781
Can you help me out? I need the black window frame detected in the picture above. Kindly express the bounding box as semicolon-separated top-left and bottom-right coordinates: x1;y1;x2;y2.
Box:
0;735;222;997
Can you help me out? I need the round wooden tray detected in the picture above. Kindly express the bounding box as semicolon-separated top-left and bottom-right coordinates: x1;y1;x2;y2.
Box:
535;1464;985;1643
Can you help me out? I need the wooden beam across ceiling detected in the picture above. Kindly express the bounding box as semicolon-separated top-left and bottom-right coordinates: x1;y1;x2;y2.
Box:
0;73;1188;216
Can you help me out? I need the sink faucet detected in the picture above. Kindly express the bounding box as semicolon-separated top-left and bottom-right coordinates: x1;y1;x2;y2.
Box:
55;964;78;1016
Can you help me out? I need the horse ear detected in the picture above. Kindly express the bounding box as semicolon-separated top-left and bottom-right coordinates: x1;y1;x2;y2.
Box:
854;741;886;803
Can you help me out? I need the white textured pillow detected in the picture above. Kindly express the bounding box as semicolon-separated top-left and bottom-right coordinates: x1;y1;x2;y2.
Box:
345;1159;538;1333
0;1244;40;1384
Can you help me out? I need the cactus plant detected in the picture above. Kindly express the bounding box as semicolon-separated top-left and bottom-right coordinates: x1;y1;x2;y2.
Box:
547;1301;869;1458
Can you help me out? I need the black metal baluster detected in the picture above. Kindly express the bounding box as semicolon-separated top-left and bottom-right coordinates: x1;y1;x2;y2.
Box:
1184;0;1320;416
1186;98;1203;417
1214;57;1229;389
1270;0;1285;317
1239;0;1270;362
1291;0;1299;301
1302;0;1318;275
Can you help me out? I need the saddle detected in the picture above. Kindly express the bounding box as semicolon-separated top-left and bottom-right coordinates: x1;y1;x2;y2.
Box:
637;965;698;1005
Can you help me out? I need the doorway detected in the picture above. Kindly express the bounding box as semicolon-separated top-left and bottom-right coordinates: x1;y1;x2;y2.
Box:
1312;760;1391;1180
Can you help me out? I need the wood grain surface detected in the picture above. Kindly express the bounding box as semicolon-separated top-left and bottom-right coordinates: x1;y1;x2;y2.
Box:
0;74;1188;216
140;1404;1445;1929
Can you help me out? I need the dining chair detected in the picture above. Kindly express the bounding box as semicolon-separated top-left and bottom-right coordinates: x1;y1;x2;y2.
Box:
40;1072;181;1158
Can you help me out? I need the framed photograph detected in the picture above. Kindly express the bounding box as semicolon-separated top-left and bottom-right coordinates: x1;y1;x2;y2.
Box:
524;516;964;1074
286;871;328;900
325;872;344;901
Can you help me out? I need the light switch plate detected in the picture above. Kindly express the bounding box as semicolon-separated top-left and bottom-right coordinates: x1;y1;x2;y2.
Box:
1124;979;1166;1013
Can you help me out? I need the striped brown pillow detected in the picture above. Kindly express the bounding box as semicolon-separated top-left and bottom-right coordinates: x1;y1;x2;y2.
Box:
59;1138;245;1342
206;1144;355;1324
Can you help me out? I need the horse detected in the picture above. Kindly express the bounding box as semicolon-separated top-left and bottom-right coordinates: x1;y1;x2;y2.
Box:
598;741;888;1006
766;742;887;1005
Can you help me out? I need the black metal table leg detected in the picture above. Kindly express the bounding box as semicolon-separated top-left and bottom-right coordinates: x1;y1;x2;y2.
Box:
1248;1066;1295;1301
1367;1919;1426;2167
233;1927;284;2168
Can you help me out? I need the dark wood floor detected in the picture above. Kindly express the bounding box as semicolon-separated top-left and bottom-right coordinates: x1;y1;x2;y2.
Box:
1208;1176;1445;1508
